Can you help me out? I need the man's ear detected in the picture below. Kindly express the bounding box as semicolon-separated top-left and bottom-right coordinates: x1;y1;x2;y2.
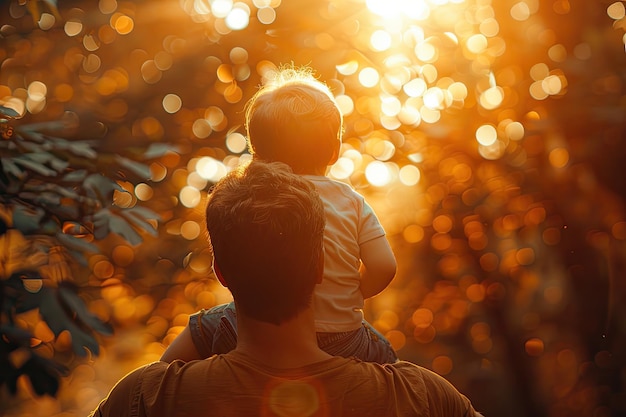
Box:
315;247;325;284
214;262;228;287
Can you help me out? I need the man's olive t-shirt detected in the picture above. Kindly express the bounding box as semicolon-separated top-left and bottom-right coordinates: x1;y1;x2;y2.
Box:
89;352;480;417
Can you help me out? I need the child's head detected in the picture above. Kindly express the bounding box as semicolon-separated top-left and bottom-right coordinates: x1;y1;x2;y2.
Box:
244;66;343;175
205;160;326;325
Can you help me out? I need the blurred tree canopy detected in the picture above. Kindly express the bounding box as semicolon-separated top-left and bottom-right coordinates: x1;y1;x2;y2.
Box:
0;1;625;416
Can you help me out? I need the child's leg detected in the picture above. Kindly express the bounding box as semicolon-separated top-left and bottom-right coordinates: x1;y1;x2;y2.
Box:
316;320;398;364
361;320;398;363
189;301;238;358
190;305;397;363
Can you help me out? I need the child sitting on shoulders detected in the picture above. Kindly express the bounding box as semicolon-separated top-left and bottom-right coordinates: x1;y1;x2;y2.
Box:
161;65;398;364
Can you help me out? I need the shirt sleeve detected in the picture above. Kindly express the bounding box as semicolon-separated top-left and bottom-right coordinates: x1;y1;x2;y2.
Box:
418;366;482;417
387;361;483;417
357;196;386;245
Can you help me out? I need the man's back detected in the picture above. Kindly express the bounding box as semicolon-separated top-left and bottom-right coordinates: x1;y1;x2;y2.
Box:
90;352;478;417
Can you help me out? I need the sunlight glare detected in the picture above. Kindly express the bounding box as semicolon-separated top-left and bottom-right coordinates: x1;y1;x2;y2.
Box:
423;87;445;110
162;94;182;113
403;78;427;97
225;132;247;153
366;0;430;21
196;156;227;182
257;7;277;24
371;30;392;51
365;161;392;186
336;60;359;75
212;0;233;18
448;82;468;100
335;94;355;116
511;2;531;21
65;20;83;37
466;34;488;54
415;40;438;63
608;2;626;20
329;157;355;180
359;67;380;88
225;4;250;30
420;106;440;124
479;86;504;109
504;121;525;141
180;186;202;208
399;164;421;186
381;95;402;116
476;124;497;146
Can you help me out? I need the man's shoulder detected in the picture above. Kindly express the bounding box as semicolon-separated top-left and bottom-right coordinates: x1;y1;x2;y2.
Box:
385;361;482;417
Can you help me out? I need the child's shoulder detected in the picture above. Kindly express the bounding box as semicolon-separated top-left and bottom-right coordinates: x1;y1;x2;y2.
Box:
303;175;364;200
304;175;352;190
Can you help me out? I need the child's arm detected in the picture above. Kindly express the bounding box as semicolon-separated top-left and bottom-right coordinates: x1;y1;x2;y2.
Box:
359;235;397;299
160;326;202;362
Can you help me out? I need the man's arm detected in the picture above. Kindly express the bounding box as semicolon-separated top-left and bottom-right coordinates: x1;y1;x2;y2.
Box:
88;366;149;417
419;366;485;417
359;235;397;299
160;325;202;362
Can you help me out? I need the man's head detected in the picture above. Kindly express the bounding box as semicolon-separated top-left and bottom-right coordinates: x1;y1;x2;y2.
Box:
244;66;343;175
205;160;326;325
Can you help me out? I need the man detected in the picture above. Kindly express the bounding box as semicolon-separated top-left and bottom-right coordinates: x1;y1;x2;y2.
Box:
89;160;483;417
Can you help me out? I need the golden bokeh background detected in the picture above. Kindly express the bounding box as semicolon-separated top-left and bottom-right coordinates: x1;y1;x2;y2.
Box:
1;0;625;416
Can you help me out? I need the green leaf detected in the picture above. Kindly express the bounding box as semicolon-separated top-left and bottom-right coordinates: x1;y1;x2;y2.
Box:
14;287;43;314
44;199;80;221
114;155;151;179
62;169;88;182
93;208;143;245
23;152;68;172
142;143;180;159
92;209;109;240
13;156;57;176
83;173;122;200
20;120;66;135
49;157;69;172
0;356;19;395
19;354;68;397
1;158;25;179
108;213;142;245
0;324;33;347
19;191;62;207
55;232;99;253
4;272;44;314
121;209;158;237
0;106;20;119
59;284;113;336
12;206;45;235
67;141;97;159
125;205;161;220
38;287;101;356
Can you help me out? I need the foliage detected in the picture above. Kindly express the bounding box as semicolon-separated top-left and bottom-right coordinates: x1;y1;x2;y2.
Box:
0;103;173;396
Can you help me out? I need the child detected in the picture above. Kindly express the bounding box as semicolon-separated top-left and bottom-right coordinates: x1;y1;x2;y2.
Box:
161;65;398;364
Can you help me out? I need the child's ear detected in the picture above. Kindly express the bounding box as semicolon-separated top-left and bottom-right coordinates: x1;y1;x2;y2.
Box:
214;262;228;287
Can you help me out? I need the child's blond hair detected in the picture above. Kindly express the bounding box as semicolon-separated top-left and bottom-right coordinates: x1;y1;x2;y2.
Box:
244;66;343;174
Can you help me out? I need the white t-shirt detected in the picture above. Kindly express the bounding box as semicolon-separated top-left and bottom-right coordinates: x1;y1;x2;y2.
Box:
303;175;386;332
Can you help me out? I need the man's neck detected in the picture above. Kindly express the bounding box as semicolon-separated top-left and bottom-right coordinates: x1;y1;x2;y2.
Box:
234;306;333;369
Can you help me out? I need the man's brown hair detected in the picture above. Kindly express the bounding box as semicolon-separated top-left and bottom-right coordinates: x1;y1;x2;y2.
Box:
205;160;326;324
